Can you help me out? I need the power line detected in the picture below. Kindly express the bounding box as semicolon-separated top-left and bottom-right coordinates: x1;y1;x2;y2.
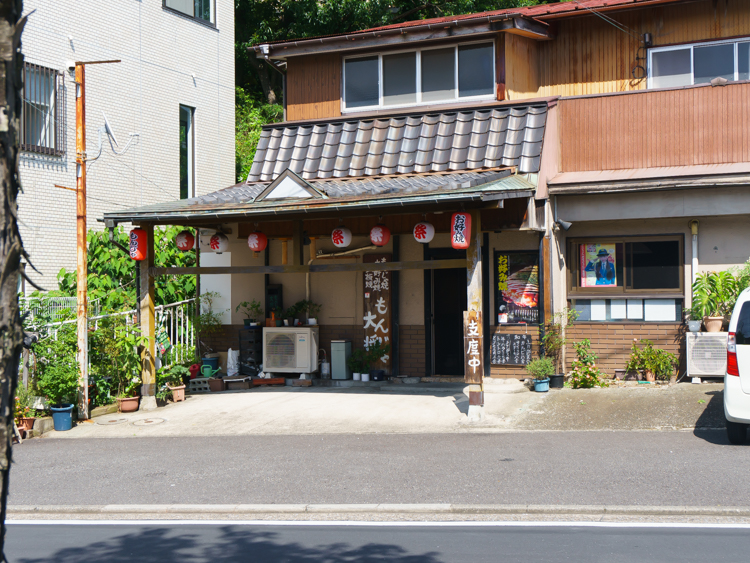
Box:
571;0;642;41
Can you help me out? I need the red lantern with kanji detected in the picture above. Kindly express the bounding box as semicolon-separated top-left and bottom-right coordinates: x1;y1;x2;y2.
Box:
175;230;195;251
247;231;268;253
413;222;435;244
331;227;352;248
450;212;471;250
209;233;229;253
369;224;391;247
129;228;147;261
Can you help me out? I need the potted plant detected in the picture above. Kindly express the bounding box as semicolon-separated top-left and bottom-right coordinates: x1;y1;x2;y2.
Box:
37;363;80;431
364;340;391;381
14;386;38;435
157;365;189;403
626;339;678;383
235;300;263;327
568;339;609;388
692;271;739;332
306;301;322;325
541;308;579;388
347;349;366;381
526;357;555;392
683;306;702;333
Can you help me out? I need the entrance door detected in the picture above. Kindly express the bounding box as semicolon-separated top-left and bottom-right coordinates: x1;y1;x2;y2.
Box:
430;252;467;376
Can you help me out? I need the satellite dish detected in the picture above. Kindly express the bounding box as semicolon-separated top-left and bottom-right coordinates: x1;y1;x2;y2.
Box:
102;112;119;148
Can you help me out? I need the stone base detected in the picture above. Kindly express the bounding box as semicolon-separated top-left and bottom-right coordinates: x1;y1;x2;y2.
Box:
467;404;485;423
139;396;157;412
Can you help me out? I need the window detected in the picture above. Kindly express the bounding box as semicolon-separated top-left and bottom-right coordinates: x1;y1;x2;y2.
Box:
21;62;65;156
342;40;495;112
649;38;750;88
179;105;194;199
164;0;214;25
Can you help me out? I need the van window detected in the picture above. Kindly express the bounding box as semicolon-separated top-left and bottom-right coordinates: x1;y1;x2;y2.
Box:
736;302;750;345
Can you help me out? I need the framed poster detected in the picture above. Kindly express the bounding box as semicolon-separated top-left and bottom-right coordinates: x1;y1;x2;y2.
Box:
580;243;617;287
494;251;540;324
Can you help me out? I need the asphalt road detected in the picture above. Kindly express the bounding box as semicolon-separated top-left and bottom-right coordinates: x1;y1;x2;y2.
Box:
10;430;750;507
7;522;750;562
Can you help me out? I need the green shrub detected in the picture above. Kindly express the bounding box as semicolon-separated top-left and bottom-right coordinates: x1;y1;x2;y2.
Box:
569;339;609;388
626;339;677;380
525;357;555;380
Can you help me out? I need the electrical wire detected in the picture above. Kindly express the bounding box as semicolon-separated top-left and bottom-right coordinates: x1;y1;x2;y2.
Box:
570;0;642;41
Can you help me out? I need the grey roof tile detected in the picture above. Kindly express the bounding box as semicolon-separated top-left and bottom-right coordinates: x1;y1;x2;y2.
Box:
519;155;540;174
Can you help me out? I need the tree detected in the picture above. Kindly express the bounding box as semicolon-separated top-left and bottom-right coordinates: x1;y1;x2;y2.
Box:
0;0;25;556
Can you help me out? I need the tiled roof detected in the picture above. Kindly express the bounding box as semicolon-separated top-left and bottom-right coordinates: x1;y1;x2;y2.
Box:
247;105;547;183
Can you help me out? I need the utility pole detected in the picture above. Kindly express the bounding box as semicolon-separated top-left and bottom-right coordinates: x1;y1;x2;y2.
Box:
74;60;119;420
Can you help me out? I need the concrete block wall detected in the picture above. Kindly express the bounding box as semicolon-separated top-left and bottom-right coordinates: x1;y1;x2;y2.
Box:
18;0;235;289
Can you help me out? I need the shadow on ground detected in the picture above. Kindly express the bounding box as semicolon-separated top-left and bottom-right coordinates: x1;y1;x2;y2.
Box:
15;526;442;563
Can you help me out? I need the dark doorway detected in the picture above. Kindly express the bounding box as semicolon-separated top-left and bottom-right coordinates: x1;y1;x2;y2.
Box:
426;248;466;376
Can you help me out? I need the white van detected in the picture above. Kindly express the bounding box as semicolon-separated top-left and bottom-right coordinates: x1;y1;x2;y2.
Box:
725;288;750;444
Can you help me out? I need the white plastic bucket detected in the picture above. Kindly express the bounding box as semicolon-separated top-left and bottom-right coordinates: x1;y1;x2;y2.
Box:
353;372;361;381
361;372;370;382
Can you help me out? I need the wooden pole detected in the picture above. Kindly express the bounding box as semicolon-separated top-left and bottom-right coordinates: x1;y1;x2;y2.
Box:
75;63;88;419
465;209;484;421
139;224;157;411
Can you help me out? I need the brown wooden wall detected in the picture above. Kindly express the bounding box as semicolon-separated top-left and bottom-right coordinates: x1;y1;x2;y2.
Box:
286;53;342;122
537;0;750;97
559;81;750;173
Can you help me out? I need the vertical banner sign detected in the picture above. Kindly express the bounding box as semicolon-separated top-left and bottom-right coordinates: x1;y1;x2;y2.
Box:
463;310;483;384
363;254;392;374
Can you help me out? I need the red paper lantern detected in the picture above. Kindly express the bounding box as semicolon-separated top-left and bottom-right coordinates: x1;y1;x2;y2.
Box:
247;231;268;253
129;228;147;261
175;230;195;251
413;222;435;244
450;212;471;250
331;227;352;248
370;224;391;247
209;233;229;253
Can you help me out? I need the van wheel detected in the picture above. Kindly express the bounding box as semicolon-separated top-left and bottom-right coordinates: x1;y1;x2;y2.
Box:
726;421;748;445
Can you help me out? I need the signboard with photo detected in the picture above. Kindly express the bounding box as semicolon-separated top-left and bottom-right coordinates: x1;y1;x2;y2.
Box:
580;243;617;287
495;251;540;324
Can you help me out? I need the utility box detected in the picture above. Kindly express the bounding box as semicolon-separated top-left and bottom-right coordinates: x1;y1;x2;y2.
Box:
331;340;352;380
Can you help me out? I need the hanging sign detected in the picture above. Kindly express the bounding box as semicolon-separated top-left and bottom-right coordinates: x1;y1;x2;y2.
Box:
451;212;471;250
370;224;391;247
495;251;540;324
332;227;352;248
175;230;195;251
129;228;147;261
463;310;483;384
413;222;435;244
247;231;268;253
363;254;392;374
209;233;229;253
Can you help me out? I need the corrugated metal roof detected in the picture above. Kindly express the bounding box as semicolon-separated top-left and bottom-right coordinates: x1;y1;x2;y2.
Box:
247;105;546;183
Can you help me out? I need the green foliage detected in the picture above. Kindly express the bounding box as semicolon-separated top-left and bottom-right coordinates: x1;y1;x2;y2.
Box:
194;292;226;345
57;226;196;311
526;357;555;380
541;307;579;373
236;299;264;321
568;339;609;389
32;323;79;405
88;318;148;398
691;270;740;319
347;348;367;373
14;385;41;423
236;88;283;182
625;339;677;381
364;341;391;371
156;365;190;401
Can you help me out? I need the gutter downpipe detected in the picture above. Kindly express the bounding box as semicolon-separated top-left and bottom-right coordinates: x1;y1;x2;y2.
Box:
689;219;699;285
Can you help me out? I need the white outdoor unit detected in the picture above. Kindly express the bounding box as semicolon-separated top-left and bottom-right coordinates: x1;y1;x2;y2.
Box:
263;327;319;374
686;332;728;379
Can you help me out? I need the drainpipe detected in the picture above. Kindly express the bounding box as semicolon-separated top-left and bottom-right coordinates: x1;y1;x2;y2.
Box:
689;220;700;285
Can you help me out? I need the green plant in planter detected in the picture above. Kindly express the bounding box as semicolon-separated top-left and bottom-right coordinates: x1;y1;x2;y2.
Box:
525;357;555;381
627;339;677;381
156;365;191;401
306;301;322;320
346;349;366;374
541;308;579;374
692;270;740;319
235;299;263;322
38;363;80;406
194;291;227;339
364;341;391;372
569;339;609;388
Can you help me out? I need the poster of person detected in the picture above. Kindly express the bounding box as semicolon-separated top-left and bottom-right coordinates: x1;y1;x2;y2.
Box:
495;252;539;324
580;243;616;287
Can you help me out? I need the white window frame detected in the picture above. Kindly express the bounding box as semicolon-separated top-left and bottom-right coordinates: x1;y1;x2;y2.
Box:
341;38;496;113
648;36;750;89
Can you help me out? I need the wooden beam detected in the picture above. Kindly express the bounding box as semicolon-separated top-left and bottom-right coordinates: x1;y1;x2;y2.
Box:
496;33;506;101
139;224;157;411
491;17;555;40
151;259;467;277
466;209;484;420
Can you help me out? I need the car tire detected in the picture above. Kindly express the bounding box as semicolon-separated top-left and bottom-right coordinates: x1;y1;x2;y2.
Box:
726;420;748;445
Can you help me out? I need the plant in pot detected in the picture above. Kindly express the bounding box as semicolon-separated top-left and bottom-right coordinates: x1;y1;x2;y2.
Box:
235;300;263;327
347;349;366;381
14;385;39;435
568;339;609;388
541;308;579;388
628;339;677;383
306;301;322;325
692;270;739;332
364;340;391;382
683;306;703;333
525;356;555;392
156;365;190;404
37;363;80;431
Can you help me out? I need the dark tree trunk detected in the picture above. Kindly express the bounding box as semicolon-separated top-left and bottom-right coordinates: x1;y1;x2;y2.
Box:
254;59;277;105
0;0;25;558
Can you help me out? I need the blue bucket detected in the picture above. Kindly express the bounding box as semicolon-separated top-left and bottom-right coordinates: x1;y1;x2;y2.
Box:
534;378;550;393
202;357;219;371
51;404;74;431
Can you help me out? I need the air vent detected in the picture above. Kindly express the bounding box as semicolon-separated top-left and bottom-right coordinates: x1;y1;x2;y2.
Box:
686;332;727;377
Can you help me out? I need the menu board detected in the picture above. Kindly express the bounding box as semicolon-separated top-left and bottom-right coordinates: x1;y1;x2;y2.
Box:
495;251;540;324
490;333;532;366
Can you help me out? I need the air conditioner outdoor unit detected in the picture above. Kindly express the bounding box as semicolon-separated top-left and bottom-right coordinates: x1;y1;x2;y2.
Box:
262;327;319;374
686;332;727;379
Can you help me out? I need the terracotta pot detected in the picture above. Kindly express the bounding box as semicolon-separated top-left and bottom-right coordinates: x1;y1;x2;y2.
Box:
168;384;186;402
645;370;655;382
118;397;140;412
703;316;724;332
18;417;35;431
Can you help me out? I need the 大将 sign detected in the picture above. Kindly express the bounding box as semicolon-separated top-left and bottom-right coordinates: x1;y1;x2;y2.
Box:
363;254;391;373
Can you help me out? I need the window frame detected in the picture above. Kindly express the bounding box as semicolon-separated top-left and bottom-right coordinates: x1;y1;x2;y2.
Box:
647;36;750;88
163;0;216;28
566;235;685;298
21;62;65;157
341;38;496;113
179;104;195;199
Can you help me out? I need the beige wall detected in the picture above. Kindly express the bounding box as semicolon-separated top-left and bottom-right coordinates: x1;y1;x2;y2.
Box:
399;236;424;326
228;226;265;325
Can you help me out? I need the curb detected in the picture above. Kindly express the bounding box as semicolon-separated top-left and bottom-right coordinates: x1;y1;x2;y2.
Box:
9;504;750;517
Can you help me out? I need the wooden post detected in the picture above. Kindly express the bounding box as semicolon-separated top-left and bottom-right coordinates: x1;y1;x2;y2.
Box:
139;224;157;411
75;63;89;419
465;209;484;421
281;239;289;265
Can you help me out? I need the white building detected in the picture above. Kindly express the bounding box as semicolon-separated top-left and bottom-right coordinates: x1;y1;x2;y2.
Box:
18;0;235;289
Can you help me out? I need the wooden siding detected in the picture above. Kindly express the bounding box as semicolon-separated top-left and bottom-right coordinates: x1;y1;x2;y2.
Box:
505;33;540;100
559;81;750;172
286;53;341;121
